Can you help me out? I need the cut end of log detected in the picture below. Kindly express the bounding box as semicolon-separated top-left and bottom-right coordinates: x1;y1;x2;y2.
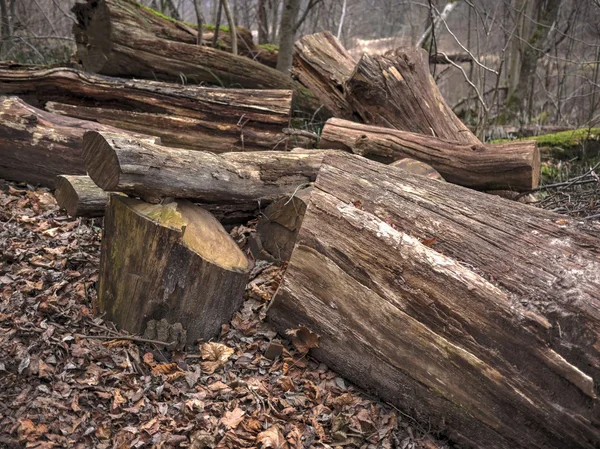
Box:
55;175;108;217
83;131;123;191
120;197;250;273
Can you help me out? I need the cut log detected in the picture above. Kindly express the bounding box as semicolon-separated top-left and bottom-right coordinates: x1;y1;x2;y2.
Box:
83;131;330;205
320;118;540;191
55;175;108;217
0;66;292;152
71;0;311;107
269;152;600;449
389;158;445;181
291;31;355;118
345;47;481;145
249;187;311;263
98;194;250;345
0;96;157;187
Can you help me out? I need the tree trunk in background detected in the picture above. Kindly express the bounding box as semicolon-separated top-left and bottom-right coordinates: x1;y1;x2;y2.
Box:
258;0;269;44
0;0;11;57
505;0;562;123
276;0;301;73
193;0;204;45
269;152;600;449
270;0;280;43
220;0;237;55
416;1;461;49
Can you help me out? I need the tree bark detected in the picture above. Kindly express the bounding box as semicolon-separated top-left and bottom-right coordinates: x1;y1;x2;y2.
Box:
291;31;355;119
276;0;301;73
257;0;269;44
220;0;237;55
269;152;600;449
83;131;330;205
98;195;250;345
0;66;292;153
71;0;298;92
346;47;481;145
54;175;108;218
249;186;311;263
0;96;157;188
320;118;540;191
192;0;204;45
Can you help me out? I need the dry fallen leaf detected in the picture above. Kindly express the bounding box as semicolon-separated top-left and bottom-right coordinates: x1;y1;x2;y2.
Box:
286;326;320;353
152;362;182;376
221;407;245;429
256;425;288;449
200;342;234;374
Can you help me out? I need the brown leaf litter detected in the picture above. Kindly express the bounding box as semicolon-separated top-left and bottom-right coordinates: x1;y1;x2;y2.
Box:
0;179;448;449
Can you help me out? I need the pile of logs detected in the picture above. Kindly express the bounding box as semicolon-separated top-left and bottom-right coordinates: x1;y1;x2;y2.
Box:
1;1;599;447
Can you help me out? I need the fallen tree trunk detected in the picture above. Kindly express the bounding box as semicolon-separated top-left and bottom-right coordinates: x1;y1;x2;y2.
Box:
55;175;108;217
83;131;329;205
71;0;311;107
0;66;292;152
0;96;157;187
320;118;540;191
98;195;250;345
291;31;355;118
269;152;600;449
345;47;481;145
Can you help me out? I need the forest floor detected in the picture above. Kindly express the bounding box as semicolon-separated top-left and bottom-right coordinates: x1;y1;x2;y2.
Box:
0;180;446;449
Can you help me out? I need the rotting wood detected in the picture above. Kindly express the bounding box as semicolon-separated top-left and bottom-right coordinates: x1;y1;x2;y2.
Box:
320;118;539;191
83;131;331;205
55;175;108;218
269;152;600;449
97;195;250;345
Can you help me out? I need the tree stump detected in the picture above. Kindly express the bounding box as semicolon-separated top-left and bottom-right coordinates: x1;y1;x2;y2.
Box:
98;195;250;345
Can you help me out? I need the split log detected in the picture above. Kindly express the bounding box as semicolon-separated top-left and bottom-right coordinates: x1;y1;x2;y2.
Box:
0;96;157;187
98;195;250;345
269;152;600;449
345;47;481;145
291;31;355;118
0;66;292;152
55;175;108;217
71;0;308;103
320;118;539;191
83;131;330;205
249;187;311;263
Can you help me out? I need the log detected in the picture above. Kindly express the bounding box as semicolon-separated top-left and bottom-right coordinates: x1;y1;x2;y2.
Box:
320;118;540;191
345;47;481;145
71;0;307;102
83;131;330;205
291;31;355;118
55;175;108;217
269;152;600;449
389;158;445;181
0;96;157;187
249;187;311;263
98;194;250;345
0;66;292;152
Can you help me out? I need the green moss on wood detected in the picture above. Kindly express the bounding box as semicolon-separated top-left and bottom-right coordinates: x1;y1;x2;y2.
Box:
257;43;279;53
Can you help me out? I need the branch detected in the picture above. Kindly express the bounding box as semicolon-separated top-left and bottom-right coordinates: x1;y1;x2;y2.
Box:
294;0;321;32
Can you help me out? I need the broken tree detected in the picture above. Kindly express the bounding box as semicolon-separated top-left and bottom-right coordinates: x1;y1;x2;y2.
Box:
291;31;356;118
98;195;250;345
83;131;329;205
0;66;292;152
269;152;600;449
0;96;157;187
345;47;481;145
55;175;108;218
321;118;539;191
71;0;309;100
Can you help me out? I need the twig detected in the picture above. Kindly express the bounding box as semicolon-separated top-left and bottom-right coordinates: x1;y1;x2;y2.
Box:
75;333;174;347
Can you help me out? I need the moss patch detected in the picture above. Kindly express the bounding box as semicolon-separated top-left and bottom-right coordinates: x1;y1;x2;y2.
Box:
257;43;279;53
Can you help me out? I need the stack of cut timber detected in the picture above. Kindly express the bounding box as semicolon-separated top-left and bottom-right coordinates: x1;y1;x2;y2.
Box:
0;66;293;152
268;152;600;449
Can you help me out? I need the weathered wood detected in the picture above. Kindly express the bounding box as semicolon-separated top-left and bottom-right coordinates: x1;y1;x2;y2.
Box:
269;152;600;449
0;96;157;187
249;187;311;263
389;158;445;181
0;66;292;152
291;31;355;118
320;118;540;191
98;195;250;345
71;0;308;101
55;175;108;217
346;47;481;145
83;131;330;205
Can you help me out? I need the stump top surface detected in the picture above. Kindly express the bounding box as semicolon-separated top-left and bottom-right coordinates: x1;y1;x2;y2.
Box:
119;196;249;272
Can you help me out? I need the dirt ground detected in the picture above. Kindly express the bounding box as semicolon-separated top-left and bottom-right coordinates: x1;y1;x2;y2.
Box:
0;180;447;449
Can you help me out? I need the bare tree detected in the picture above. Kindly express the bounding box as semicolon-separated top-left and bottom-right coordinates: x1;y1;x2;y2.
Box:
221;0;237;55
